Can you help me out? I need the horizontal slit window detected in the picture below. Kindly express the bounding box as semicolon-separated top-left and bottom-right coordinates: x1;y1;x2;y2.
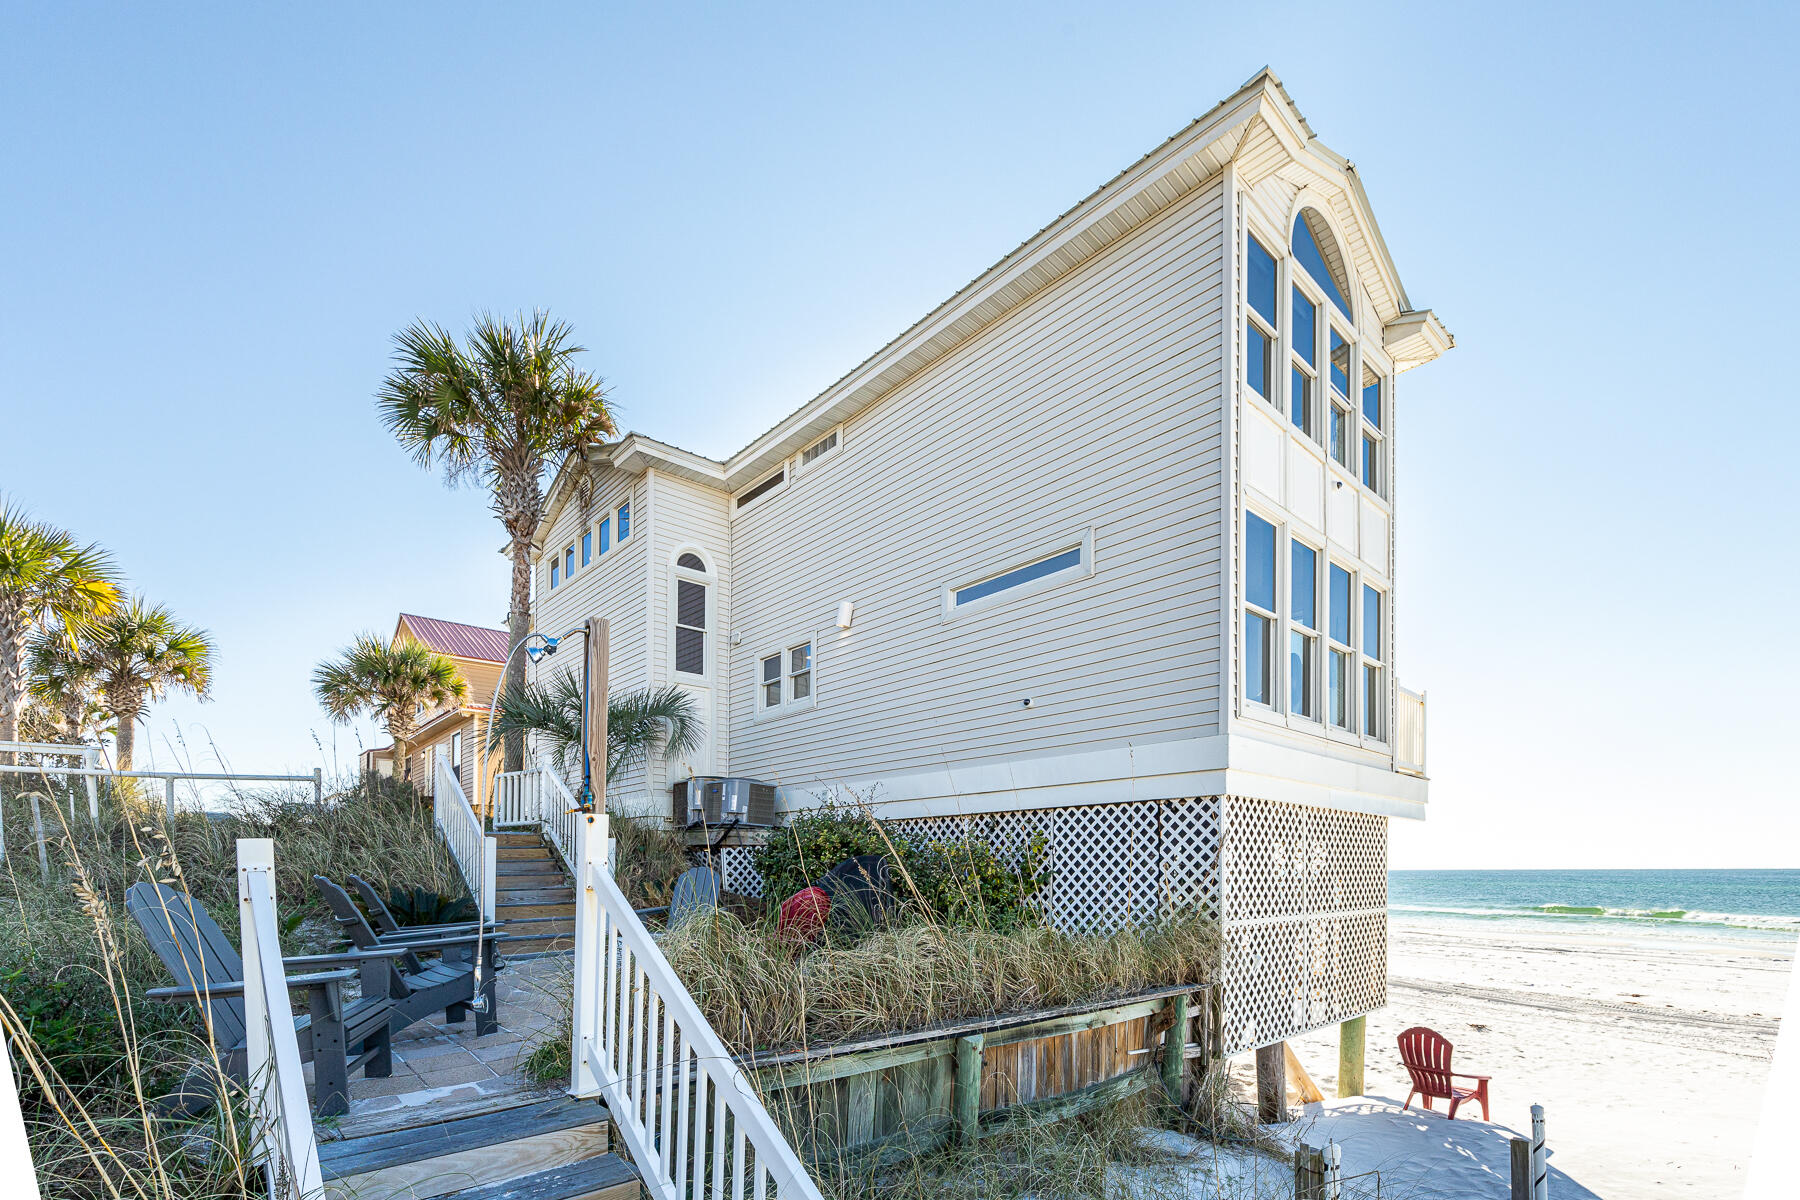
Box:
954;546;1084;608
736;470;784;508
801;431;838;465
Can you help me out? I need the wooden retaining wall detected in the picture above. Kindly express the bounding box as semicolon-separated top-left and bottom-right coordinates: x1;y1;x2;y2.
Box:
743;985;1218;1162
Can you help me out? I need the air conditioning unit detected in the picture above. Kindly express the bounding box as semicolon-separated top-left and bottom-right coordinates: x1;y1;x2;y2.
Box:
673;776;777;828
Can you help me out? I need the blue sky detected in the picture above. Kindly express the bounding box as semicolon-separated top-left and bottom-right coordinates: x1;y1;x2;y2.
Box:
2;2;1793;868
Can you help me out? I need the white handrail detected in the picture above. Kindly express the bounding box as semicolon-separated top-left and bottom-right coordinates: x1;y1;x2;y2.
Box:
238;838;324;1199
434;755;497;921
1396;687;1427;777
570;813;823;1200
495;766;579;872
0;741;100;824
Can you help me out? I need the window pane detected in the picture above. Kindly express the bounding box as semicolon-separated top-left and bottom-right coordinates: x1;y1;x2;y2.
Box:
1245;512;1276;612
582;532;592;566
676;552;706;571
737;470;784;508
1245;612;1271;705
1292;209;1352;319
790;644;811;673
1247;322;1271;399
618;503;631;539
1363;664;1382;737
1362;365;1382;429
763;681;781;706
1330;649;1351;728
600;519;611;554
954;546;1083;607
1331;402;1349;465
1290;367;1312;435
1248;235;1277;326
1291;288;1317;366
550;563;559;588
677;579;707;630
565;547;575;576
1330;565;1351;644
762;655;780;683
1329;330;1350;395
792;671;811;700
1290;542;1316;629
1290;631;1315;718
1363;585;1382;659
675;626;705;675
1362;434;1379;490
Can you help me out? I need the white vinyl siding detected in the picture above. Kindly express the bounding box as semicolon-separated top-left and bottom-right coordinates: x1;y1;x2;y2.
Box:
724;176;1229;792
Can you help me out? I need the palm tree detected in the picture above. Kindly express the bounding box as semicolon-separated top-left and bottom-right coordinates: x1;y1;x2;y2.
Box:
26;629;110;743
486;674;702;786
0;499;121;752
377;311;615;773
313;635;468;783
82;597;215;769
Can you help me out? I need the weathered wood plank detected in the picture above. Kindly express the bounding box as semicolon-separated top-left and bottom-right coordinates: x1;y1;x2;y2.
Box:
954;1034;983;1144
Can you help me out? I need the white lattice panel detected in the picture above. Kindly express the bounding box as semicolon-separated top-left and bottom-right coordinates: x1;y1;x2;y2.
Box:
1220;796;1387;1055
716;845;763;897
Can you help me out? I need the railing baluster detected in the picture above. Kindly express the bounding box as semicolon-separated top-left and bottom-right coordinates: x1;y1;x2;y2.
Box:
710;1082;727;1200
674;1041;693;1200
660;1000;676;1176
731;1122;747;1200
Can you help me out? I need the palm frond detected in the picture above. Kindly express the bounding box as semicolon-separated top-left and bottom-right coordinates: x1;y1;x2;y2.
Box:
487;675;702;784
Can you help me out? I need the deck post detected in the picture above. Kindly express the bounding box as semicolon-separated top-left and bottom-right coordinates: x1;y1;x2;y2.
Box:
165;775;175;821
84;748;99;825
1161;992;1189;1105
29;796;49;883
312;767;323;805
955;1033;984;1143
1337;1015;1365;1098
1510;1136;1531;1199
569;808;610;1099
1255;1042;1287;1124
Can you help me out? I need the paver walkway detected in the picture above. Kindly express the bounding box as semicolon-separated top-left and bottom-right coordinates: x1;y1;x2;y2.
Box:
316;953;573;1139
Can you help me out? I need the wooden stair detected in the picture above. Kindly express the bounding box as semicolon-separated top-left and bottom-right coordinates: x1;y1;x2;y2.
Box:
492;830;576;956
319;1096;637;1200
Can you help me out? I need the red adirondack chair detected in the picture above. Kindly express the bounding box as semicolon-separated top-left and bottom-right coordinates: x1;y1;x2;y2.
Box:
1397;1026;1490;1120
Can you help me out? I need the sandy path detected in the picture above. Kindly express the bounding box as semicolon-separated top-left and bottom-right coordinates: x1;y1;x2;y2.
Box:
1284;919;1791;1198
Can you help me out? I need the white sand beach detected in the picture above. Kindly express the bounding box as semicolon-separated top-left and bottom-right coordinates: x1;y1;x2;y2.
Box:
1281;917;1792;1198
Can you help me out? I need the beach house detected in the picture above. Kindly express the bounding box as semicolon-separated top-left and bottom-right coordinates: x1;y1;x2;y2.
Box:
524;69;1450;1077
359;613;506;800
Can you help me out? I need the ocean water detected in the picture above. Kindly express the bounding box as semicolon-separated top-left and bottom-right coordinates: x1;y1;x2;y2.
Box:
1388;869;1800;947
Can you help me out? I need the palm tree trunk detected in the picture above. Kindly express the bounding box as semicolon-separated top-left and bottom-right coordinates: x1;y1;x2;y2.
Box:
114;705;139;770
389;714;417;785
504;541;532;775
0;601;26;764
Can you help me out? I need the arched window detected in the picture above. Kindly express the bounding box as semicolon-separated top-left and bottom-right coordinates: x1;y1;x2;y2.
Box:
676;552;706;572
673;552;710;676
1291;208;1351;320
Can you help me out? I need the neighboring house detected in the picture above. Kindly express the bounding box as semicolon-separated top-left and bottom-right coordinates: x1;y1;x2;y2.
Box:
526;71;1450;1063
358;613;507;806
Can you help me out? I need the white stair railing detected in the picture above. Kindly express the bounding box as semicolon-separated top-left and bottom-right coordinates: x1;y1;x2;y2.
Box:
494;766;579;872
434;755;497;921
238;838;324;1199
570;813;823;1200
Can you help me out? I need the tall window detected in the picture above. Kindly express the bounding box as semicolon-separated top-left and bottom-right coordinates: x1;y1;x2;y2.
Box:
550;561;559;589
581;530;592;566
1361;365;1385;496
1328;564;1353;730
599;517;611;555
618;502;631;540
1328;329;1353;467
1289;288;1317;436
449;731;462;772
564;544;576;579
1244;512;1276;706
1289;541;1318;719
1246;236;1277;403
674;553;708;676
1362;584;1385;739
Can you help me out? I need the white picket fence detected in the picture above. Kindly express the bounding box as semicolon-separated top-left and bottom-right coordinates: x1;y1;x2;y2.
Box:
238;838;325;1199
434;754;497;921
569;812;823;1200
494;765;579;871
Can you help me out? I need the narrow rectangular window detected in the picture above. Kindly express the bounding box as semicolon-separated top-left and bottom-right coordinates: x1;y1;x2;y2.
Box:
1244;512;1277;707
675;579;707;675
1330;402;1350;465
1363;663;1384;739
801;431;838;465
1290;366;1313;436
1329;329;1350;395
1247;322;1272;400
1248;236;1277;325
953;545;1084;608
1363;585;1383;660
736;470;784;509
565;545;575;578
1362;433;1380;492
581;531;592;566
1362;365;1383;430
1291;289;1317;367
1329;563;1355;730
1290;543;1317;630
789;643;812;700
599;518;611;554
1329;649;1351;728
550;562;559;589
1330;565;1352;645
1290;541;1318;720
618;502;630;539
449;731;462;771
761;654;781;708
1290;630;1316;718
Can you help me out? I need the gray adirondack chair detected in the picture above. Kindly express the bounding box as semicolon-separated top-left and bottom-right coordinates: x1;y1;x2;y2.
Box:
346;873;489;948
312;876;506;1036
125;881;400;1118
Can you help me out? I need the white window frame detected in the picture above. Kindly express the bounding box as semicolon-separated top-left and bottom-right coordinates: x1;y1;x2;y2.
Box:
1327;324;1355;470
754;637;816;720
1288;535;1322;723
1326;559;1356;736
669;549;715;681
794;425;843;474
1360;581;1387;745
731;465;789;516
1244;233;1281;419
941;527;1095;621
1287;278;1322;443
1241;509;1280;713
616;498;632;541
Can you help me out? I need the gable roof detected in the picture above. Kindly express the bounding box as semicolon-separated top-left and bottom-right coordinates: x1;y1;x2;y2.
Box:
539;68;1451;534
394;614;509;663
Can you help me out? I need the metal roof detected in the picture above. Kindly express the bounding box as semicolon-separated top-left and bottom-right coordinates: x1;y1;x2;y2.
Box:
395;614;509;663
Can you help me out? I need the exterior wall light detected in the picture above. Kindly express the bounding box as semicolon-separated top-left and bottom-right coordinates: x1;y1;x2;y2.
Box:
836;601;856;629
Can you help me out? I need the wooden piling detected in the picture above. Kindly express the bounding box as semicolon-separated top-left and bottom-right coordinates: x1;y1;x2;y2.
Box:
1510;1137;1531;1199
954;1033;983;1143
1337;1015;1365;1098
1161;992;1189;1105
1256;1041;1287;1124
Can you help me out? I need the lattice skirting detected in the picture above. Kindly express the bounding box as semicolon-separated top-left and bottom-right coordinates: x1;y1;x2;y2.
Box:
716;796;1224;932
1219;796;1388;1055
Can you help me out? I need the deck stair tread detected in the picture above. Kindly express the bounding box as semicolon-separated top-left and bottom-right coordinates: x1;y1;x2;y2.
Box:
318;1096;608;1179
423;1154;639;1200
